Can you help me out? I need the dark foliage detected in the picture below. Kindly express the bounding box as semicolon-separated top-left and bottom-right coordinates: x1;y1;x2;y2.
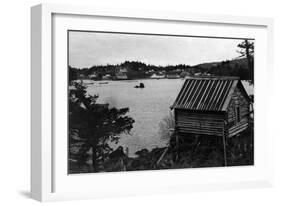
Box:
237;40;254;83
68;82;135;173
68;66;79;83
100;123;254;173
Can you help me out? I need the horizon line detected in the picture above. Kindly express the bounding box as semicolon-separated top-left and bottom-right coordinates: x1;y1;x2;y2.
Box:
68;56;246;69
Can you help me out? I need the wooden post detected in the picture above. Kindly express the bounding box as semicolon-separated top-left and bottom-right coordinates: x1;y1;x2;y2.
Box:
156;147;169;167
175;134;179;162
222;125;227;166
156;128;175;167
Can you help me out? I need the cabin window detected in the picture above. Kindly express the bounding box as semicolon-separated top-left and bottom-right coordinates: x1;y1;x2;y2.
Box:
235;106;241;123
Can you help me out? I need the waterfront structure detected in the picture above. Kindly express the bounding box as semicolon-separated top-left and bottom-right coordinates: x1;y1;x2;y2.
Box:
171;77;251;165
171;77;250;138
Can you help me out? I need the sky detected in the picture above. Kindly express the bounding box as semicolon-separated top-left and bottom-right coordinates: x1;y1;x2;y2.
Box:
68;31;250;69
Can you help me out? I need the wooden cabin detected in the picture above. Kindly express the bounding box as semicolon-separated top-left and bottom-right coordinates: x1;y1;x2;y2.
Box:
171;77;251;139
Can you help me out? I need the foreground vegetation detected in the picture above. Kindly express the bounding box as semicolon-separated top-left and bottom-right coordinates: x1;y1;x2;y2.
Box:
69;125;254;174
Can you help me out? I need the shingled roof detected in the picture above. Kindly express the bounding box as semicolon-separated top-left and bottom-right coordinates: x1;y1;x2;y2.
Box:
171;77;249;112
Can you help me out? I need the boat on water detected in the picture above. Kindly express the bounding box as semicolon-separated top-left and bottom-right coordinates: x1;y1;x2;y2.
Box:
99;82;109;84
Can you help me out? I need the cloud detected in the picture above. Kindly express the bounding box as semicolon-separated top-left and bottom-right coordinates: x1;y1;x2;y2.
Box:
69;31;249;68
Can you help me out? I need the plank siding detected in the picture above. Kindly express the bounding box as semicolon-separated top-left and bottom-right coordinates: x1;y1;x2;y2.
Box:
227;87;250;137
175;109;225;136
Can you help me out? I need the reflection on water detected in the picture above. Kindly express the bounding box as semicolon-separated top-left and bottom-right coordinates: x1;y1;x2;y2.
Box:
86;79;253;157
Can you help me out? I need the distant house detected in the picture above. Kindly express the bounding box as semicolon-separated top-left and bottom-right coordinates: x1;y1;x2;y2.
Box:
166;74;180;79
120;68;128;73
150;73;165;79
115;72;128;80
78;74;86;79
102;74;112;80
171;77;250;138
115;66;128;73
179;71;191;78
202;72;211;77
89;73;98;79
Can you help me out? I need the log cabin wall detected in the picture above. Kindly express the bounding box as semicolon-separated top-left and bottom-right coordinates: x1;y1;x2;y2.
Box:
226;87;249;137
171;77;250;139
175;109;225;137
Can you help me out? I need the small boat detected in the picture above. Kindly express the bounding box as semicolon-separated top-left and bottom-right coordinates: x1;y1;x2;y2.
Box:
99;82;109;84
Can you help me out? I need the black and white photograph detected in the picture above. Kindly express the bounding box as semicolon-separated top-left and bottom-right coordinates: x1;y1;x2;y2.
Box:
68;31;254;174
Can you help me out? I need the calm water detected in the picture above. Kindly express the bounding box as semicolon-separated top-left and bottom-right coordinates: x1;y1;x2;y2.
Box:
86;79;253;157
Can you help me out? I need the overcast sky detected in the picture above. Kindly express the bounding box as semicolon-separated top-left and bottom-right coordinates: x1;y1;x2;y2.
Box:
69;31;249;68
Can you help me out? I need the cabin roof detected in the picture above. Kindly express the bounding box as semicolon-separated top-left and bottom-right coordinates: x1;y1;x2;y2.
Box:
171;77;249;112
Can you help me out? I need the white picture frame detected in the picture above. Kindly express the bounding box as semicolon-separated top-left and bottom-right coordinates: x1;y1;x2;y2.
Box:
31;3;274;202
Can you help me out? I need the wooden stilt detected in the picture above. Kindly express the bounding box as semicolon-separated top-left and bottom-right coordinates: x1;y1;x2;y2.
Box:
156;147;169;167
156;128;175;167
175;134;179;162
222;125;227;166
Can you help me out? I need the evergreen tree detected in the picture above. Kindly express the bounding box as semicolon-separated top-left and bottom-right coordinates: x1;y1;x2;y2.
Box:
237;40;254;83
69;82;134;172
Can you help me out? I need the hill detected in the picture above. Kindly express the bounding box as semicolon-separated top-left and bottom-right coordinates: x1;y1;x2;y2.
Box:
195;57;248;70
191;57;251;80
69;57;253;82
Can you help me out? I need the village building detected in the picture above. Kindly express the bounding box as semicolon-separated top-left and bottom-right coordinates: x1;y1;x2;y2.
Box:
194;72;202;77
119;67;128;73
115;72;128;80
166;74;180;79
89;73;98;79
150;73;165;79
179;71;191;78
171;77;251;165
171;77;250;139
102;74;112;80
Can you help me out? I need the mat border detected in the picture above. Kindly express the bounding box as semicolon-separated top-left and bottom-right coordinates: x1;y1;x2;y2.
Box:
31;3;274;201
